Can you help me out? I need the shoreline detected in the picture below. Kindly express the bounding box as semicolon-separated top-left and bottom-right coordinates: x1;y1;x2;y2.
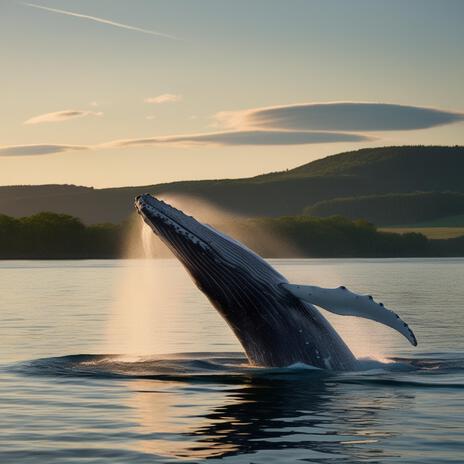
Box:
2;254;464;260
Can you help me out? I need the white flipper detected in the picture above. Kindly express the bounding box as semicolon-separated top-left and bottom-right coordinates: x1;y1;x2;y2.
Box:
282;283;417;346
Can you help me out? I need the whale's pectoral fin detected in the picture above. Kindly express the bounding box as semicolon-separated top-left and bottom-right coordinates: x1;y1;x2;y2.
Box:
282;283;417;346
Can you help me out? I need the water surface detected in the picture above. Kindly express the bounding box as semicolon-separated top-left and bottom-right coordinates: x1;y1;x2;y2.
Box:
1;259;463;463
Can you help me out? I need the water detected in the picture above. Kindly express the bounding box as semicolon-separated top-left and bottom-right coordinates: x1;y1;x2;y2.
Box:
0;258;463;463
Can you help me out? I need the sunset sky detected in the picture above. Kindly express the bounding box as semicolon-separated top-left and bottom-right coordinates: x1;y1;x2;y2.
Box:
1;0;463;187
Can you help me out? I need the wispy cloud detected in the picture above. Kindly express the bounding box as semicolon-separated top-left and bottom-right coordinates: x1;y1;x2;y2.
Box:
24;3;179;40
103;130;371;148
217;102;464;132
2;130;369;157
144;94;182;104
0;144;87;157
24;110;103;125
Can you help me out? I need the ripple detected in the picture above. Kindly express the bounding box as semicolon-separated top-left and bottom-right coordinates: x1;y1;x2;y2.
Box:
9;352;464;389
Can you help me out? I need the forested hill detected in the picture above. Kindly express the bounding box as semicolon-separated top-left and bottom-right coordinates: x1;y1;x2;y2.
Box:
1;145;463;225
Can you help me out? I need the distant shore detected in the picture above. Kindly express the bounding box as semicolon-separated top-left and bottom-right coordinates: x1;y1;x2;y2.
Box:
1;212;464;260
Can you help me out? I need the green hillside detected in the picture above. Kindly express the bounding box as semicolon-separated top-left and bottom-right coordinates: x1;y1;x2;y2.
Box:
0;145;463;224
403;214;464;227
306;192;464;226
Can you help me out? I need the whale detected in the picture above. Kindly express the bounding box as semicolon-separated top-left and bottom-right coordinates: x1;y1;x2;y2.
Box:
135;194;417;370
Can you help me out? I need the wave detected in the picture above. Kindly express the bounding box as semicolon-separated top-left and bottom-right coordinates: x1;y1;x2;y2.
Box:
9;352;464;389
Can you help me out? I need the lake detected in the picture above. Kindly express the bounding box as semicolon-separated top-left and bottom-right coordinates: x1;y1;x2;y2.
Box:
0;258;463;463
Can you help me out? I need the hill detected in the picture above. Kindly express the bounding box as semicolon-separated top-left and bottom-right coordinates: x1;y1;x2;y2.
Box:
0;145;463;224
305;192;464;226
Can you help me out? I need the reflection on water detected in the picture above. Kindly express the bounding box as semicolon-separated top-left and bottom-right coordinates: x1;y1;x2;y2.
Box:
125;367;458;463
0;259;464;463
11;352;463;463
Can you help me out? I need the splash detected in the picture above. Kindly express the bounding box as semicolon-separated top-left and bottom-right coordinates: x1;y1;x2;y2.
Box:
323;314;394;362
155;193;301;258
141;220;157;257
122;212;172;259
105;215;182;355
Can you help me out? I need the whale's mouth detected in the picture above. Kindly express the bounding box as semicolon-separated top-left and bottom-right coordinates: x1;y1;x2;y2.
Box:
134;194;212;252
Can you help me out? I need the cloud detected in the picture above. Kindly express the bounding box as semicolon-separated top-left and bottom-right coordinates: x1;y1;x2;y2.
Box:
0;144;87;157
144;94;182;104
104;129;371;148
24;110;103;125
217;102;464;132
24;3;179;40
2;130;369;158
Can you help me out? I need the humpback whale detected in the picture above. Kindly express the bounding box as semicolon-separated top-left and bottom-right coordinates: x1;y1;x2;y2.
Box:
135;194;417;370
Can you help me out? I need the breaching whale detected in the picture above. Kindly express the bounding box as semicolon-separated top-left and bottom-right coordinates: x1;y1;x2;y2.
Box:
135;194;417;370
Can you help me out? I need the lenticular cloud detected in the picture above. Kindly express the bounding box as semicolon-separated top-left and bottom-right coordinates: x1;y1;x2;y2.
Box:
218;102;464;132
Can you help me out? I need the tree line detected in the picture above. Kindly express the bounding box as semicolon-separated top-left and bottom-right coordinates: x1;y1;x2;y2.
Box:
0;212;463;259
0;212;122;259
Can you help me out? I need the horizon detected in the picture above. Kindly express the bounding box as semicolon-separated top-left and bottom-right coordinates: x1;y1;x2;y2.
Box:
2;1;464;187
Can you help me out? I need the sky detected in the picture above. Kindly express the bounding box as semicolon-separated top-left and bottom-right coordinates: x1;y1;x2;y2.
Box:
1;0;463;187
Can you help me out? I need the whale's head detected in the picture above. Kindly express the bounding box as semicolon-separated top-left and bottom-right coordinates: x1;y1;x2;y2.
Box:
134;194;285;286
